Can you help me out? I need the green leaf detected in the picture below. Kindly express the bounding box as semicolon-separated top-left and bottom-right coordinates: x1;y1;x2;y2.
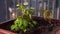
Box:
18;18;23;27
14;25;19;31
11;24;19;31
17;7;21;10
14;18;19;24
29;22;34;27
29;14;32;19
23;19;28;27
11;25;15;30
32;21;37;25
23;29;27;33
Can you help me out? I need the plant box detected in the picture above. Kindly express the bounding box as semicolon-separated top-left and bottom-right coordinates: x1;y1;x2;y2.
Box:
0;16;60;34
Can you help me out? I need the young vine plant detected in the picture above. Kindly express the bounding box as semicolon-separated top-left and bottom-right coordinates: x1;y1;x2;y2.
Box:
11;4;37;32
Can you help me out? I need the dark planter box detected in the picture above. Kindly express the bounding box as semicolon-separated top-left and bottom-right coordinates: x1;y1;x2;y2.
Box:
0;16;60;34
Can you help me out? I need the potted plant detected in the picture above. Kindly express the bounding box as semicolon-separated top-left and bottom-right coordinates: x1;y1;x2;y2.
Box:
0;3;59;34
11;4;37;34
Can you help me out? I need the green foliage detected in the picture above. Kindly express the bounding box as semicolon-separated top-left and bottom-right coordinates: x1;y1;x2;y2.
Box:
11;4;37;32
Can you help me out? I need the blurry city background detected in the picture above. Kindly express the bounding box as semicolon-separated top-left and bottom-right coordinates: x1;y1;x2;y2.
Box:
0;0;60;22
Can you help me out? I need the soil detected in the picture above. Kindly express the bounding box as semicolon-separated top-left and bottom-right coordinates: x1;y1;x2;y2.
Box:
0;16;60;34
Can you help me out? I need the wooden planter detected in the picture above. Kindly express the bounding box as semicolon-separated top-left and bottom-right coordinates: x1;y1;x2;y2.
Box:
0;16;60;34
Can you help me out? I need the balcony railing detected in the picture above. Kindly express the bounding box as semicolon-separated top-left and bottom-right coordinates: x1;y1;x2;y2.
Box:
0;0;60;22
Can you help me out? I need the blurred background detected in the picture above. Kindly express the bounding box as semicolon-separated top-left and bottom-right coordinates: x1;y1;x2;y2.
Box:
0;0;60;22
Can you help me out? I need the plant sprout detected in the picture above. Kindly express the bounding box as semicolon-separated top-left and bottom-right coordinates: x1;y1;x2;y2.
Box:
43;10;52;24
44;10;52;19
